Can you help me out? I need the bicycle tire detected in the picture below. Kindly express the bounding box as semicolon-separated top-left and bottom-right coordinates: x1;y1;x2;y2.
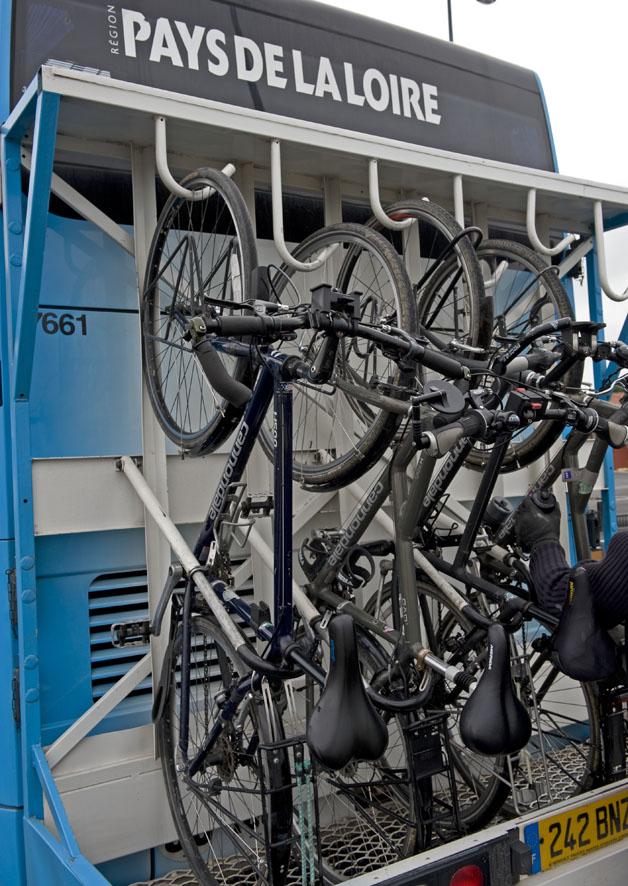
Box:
366;199;492;376
367;577;602;824
142;168;258;456
467;239;583;471
259;223;417;491
365;580;510;830
157;616;293;886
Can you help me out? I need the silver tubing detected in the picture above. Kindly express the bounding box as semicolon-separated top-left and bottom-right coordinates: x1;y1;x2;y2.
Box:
154;115;235;200
270;139;337;270
365;484;472;618
526;188;577;257
368;158;413;230
422;651;475;689
118;456;245;652
248;527;322;629
593;200;628;301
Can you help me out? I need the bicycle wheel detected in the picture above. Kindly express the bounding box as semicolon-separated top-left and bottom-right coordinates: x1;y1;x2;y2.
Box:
259;223;417;491
502;621;601;817
365;580;509;831
467;239;583;471
157;616;293;886
142;168;257;456
288;633;429;882
370;577;601;824
367;199;491;383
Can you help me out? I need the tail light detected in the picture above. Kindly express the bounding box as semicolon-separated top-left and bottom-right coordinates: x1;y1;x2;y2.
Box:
449;864;485;886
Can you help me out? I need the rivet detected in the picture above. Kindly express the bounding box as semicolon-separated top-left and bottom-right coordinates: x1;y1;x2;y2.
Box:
9;221;23;235
20;555;34;570
21;589;35;603
24;655;38;669
10;254;22;267
25;689;39;703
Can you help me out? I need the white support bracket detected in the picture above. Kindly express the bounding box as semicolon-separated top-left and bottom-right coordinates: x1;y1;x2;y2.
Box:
453;174;464;227
368;159;413;230
154;115;235;200
45;653;151;770
593;201;628;302
270;139;337;270
557;236;593;279
21;148;135;255
526;189;578;256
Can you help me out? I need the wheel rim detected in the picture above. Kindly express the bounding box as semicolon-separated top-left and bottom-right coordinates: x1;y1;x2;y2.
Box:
143;176;252;451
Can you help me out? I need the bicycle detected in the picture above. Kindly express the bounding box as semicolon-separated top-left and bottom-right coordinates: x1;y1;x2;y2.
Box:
138;280;516;884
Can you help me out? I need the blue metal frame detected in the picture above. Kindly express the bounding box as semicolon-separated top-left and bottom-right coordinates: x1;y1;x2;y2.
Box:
2;74;107;885
586;249;618;547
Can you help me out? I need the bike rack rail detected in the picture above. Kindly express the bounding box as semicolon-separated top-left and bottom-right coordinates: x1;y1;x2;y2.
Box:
2;63;628;884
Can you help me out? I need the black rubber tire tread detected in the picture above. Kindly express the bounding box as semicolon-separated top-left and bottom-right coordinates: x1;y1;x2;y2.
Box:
467;239;583;472
157;616;292;886
365;199;491;359
142;168;258;456
259;222;416;491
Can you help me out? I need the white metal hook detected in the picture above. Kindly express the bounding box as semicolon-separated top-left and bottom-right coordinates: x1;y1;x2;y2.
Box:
453;174;464;227
154;116;235;200
368;159;413;230
593;201;628;302
526;189;577;256
271;139;337;271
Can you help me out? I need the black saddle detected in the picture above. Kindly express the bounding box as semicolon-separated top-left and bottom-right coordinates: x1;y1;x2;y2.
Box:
551;567;616;682
306;614;388;770
459;623;532;756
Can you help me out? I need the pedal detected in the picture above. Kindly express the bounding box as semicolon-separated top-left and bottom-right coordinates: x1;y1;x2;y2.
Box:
111;619;150;648
241;495;273;517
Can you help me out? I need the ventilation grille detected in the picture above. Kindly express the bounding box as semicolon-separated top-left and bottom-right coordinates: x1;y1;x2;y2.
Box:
89;569;152;702
88;562;256;704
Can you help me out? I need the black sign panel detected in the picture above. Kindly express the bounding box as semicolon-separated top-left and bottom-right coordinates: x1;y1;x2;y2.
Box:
9;0;555;170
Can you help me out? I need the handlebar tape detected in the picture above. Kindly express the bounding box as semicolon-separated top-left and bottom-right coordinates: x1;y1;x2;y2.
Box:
194;339;252;407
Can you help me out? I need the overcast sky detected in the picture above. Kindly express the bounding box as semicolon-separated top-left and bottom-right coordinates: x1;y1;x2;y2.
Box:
316;0;628;339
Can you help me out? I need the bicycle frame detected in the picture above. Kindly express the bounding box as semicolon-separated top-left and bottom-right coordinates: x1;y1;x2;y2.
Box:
177;345;300;772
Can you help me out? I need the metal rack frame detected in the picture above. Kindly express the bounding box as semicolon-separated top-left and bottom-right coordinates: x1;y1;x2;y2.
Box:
2;63;628;883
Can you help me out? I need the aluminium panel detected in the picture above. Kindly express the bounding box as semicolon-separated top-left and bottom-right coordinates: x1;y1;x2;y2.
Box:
37;65;628;237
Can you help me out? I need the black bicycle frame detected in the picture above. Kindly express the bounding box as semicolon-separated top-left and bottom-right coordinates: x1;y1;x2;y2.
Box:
179;346;299;768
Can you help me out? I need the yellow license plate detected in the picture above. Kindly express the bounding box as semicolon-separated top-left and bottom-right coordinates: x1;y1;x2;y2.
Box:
527;787;628;872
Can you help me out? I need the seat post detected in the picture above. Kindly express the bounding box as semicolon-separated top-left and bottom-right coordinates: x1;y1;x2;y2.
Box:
272;380;293;655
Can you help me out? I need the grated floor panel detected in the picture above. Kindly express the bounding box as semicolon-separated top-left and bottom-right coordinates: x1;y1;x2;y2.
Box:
129;742;605;886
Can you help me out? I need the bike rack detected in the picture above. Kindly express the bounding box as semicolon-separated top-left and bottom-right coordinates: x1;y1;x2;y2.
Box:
526;188;578;256
2;62;628;885
154;115;235;199
593;200;628;302
368;158;413;230
271;138;339;270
